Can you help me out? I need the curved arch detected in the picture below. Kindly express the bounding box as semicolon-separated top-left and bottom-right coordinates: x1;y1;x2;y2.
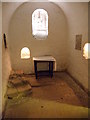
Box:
21;47;30;59
32;8;48;40
8;1;68;34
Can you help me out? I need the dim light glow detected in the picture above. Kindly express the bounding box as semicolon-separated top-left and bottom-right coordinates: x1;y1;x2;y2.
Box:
32;9;48;40
21;47;30;59
83;43;90;59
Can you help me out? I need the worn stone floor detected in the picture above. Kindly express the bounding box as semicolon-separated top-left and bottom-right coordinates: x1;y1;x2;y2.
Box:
4;72;89;118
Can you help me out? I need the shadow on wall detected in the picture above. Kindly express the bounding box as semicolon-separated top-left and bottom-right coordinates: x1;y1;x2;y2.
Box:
8;2;68;74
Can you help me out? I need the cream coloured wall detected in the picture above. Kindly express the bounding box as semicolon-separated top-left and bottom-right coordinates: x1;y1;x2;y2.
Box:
8;2;68;73
2;3;21;115
2;3;12;113
88;2;90;92
0;2;2;119
2;2;88;91
58;2;88;90
2;41;11;113
2;2;23;53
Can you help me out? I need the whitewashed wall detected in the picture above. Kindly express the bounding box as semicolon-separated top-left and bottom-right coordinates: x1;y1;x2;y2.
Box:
2;42;11;113
2;2;88;91
2;3;12;113
7;2;68;73
58;2;88;90
0;2;2;119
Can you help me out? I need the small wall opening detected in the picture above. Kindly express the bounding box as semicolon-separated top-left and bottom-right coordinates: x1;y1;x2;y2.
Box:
21;47;30;59
83;43;90;59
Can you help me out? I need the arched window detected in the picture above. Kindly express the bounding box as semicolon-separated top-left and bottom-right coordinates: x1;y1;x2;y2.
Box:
32;9;48;40
21;47;30;59
83;43;90;59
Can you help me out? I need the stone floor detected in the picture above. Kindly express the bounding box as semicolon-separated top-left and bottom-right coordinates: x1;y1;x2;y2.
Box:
4;72;89;118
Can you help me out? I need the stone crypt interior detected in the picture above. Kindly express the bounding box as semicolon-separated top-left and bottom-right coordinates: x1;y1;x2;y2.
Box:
1;1;90;118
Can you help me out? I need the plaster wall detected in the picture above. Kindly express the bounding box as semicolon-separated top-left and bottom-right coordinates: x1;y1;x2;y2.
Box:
2;2;88;91
2;2;23;51
88;2;90;91
2;43;11;113
2;3;15;114
7;2;68;73
2;2;21;115
0;2;2;119
2;3;12;112
58;2;88;90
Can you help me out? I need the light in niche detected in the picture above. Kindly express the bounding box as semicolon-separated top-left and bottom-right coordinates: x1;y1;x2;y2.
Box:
32;9;48;40
83;43;90;59
21;47;30;59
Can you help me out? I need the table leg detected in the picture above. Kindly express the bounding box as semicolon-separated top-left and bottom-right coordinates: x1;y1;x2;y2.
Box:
49;61;51;75
34;61;37;79
51;61;53;77
49;61;53;77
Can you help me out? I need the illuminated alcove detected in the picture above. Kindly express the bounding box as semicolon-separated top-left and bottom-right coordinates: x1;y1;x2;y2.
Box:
32;9;48;40
83;43;90;59
21;47;30;59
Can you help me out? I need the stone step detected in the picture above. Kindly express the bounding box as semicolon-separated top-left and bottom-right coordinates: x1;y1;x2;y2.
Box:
7;79;32;99
16;84;32;93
